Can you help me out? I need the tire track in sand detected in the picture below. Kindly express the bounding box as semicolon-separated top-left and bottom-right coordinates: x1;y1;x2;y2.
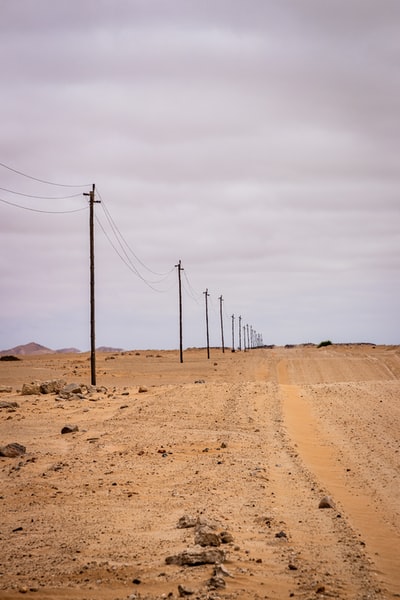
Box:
277;358;400;599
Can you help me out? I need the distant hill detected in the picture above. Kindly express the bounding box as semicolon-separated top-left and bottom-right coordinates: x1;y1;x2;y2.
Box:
0;342;81;356
0;342;53;356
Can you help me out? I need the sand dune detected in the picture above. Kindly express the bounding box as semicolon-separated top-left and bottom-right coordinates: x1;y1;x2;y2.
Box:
0;345;399;599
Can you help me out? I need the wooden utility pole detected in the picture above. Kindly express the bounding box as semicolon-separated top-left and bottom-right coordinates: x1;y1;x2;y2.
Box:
219;295;225;353
231;314;235;352
83;183;99;386
243;325;246;351
238;315;242;351
246;324;250;351
175;260;184;363
204;288;210;359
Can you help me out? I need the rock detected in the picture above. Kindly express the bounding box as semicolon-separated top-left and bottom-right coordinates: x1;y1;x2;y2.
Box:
220;530;234;544
194;526;221;547
165;548;225;566
214;563;233;578
319;496;335;509
138;386;148;393
61;425;79;434
40;379;66;394
275;530;287;539
194;379;205;384
178;584;195;596
0;442;26;457
207;575;226;589
61;383;83;395
21;382;40;395
177;515;197;529
0;386;12;393
0;401;19;409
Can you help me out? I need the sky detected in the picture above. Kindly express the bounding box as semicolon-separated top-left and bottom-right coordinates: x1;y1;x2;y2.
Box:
1;0;399;352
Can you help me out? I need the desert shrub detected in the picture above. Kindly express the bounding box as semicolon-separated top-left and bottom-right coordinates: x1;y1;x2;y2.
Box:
0;355;21;361
317;340;333;348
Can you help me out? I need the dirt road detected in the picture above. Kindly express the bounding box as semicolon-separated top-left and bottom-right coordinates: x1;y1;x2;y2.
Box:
0;345;399;599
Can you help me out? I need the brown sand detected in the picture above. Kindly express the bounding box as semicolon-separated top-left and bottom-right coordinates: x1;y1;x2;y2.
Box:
0;345;399;599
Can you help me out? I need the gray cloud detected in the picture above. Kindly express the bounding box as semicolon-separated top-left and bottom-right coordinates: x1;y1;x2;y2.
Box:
1;1;399;350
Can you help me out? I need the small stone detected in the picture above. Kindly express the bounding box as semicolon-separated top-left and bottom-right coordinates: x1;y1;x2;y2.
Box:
138;386;148;393
0;443;26;457
165;548;225;566
0;401;19;409
21;382;40;395
194;379;205;384
40;379;66;394
0;386;13;394
319;496;335;509
207;575;226;590
288;563;298;570
195;526;221;547
275;530;287;539
177;515;197;529
61;425;79;434
178;584;195;596
220;531;234;544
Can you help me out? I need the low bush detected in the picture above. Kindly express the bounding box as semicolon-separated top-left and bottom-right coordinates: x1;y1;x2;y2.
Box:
317;340;333;348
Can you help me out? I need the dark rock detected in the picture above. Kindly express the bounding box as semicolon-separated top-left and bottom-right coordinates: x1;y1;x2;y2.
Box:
165;548;225;566
178;584;195;596
138;386;148;393
0;443;26;457
319;496;335;509
194;526;221;547
61;425;79;434
0;386;13;394
0;401;19;409
207;575;226;589
220;530;234;544
194;379;205;384
275;530;287;539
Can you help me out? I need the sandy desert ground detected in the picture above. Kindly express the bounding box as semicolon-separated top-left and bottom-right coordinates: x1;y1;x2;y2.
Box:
0;344;399;600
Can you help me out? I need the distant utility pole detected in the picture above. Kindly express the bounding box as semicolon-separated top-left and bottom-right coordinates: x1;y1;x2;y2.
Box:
231;314;235;352
83;183;99;386
175;260;184;363
238;315;242;351
219;295;225;353
243;325;246;351
204;288;210;359
246;324;250;351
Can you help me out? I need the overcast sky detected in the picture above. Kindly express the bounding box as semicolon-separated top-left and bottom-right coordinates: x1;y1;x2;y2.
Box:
1;0;399;352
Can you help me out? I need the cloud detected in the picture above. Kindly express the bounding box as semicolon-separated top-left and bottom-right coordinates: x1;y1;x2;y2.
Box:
1;1;399;350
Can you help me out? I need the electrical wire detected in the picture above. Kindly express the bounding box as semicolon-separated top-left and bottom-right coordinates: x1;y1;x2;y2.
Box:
0;196;89;214
0;186;83;200
0;160;91;188
95;214;175;293
97;189;174;278
182;270;202;306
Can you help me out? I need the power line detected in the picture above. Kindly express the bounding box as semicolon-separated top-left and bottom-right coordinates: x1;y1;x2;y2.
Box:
97;190;174;278
0;186;83;200
95;215;174;293
0;196;88;214
0;160;90;188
